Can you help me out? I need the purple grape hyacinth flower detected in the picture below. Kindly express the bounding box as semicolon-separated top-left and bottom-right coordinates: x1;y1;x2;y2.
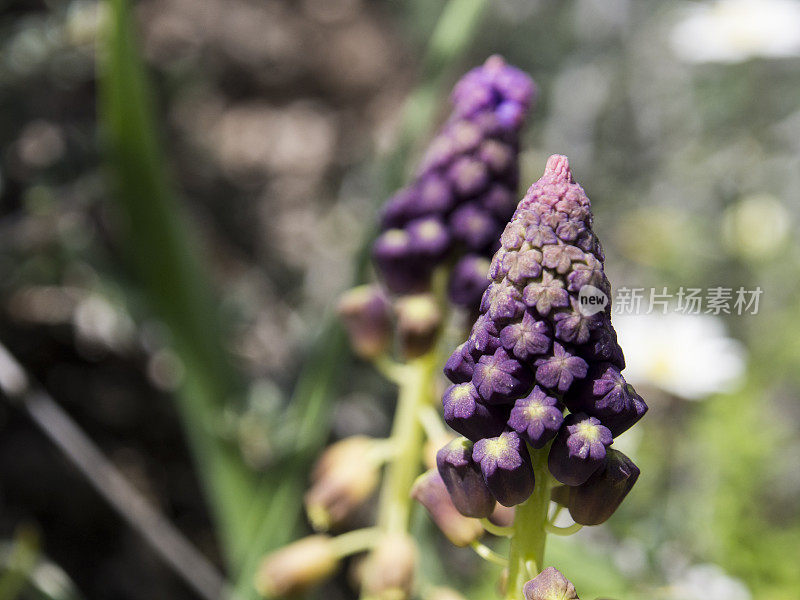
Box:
449;255;493;310
466;313;503;359
548;414;612;486
442;382;507;441
372;56;536;310
436;437;496;518
553;298;604;345
507;386;564;449
557;448;640;526
436;155;647;509
472;431;535;507
500;310;551;360
443;342;475;384
472;348;532;405
522;271;569;316
566;363;648;436
534;343;588;393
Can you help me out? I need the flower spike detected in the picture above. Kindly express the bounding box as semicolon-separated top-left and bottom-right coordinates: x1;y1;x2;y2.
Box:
438;155;646;508
373;56;536;310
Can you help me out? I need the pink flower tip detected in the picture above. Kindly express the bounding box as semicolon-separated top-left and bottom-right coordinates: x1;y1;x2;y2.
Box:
544;155;574;184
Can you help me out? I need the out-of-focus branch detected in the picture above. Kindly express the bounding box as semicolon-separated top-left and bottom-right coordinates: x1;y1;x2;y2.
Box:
0;342;228;600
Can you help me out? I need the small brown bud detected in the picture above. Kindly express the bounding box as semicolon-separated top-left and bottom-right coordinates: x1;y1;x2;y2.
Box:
338;285;393;359
395;294;442;358
361;533;417;600
255;535;338;597
305;436;380;531
411;469;483;547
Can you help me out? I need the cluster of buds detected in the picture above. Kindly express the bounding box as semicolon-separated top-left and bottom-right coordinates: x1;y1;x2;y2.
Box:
337;284;442;360
436;155;646;523
373;55;536;310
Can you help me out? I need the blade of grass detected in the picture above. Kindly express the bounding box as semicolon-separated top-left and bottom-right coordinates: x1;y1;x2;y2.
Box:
232;0;489;596
97;0;257;564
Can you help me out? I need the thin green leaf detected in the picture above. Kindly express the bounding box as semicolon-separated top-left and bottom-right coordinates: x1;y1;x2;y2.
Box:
97;0;256;563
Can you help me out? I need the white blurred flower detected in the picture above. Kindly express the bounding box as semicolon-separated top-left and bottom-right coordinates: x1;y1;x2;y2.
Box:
667;563;752;600
722;194;791;260
670;0;800;63
613;313;746;400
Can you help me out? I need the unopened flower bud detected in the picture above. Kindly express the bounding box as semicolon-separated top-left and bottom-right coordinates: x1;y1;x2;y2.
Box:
548;414;612;487
444;342;475;384
305;436;380;531
436;437;496;518
473;348;532;405
449;255;492;309
373;229;431;294
411;469;483;546
255;535;338;597
395;294;442;358
560;448;640;526
442;382;507;441
361;533;417;600
533;343;588;394
523;567;579;600
472;430;535;507
498;569;509;597
337;285;393;359
565;363;647;436
507;386;564;449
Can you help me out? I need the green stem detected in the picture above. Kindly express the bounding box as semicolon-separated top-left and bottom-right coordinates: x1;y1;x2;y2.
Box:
480;518;514;538
330;528;382;558
375;353;439;536
470;541;509;567
506;447;552;600
544;522;583;536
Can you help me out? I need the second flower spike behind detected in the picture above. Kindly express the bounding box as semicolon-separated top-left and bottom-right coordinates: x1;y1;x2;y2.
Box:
373;55;537;311
437;155;647;513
